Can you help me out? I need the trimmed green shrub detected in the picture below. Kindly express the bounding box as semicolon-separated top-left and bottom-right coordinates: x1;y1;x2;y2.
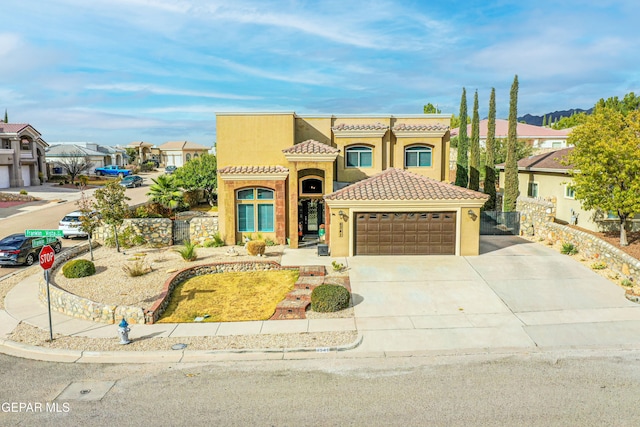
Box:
246;240;266;256
311;284;350;313
62;259;96;278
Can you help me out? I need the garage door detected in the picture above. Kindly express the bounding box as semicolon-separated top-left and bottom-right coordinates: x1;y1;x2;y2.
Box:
355;212;456;255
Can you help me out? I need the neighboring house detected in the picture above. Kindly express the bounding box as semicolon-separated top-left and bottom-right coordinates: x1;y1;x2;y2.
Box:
159;141;210;167
216;112;489;257
127;141;154;165
46;143;113;176
0;123;48;188
451;119;572;150
496;147;639;232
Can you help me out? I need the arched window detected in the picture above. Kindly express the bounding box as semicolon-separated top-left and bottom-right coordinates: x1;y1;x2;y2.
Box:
300;177;323;195
405;145;432;167
345;146;372;168
194;153;199;158
236;188;274;232
186;153;191;162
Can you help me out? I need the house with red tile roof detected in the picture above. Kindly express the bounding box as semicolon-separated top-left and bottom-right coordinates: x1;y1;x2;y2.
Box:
452;119;571;150
216;112;489;256
0;123;48;188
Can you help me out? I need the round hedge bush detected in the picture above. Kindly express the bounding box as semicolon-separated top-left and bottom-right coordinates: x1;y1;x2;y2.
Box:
310;284;351;313
62;259;96;278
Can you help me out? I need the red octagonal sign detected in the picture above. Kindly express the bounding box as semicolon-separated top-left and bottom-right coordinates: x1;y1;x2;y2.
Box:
39;245;55;270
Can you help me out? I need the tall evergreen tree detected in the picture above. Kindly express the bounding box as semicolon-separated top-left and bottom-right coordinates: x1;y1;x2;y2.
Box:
469;90;480;191
484;88;497;210
503;75;520;212
3;109;7;123
454;88;469;187
542;114;547;127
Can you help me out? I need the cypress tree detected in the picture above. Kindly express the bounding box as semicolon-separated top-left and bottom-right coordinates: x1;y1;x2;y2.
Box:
484;88;497;210
454;88;469;187
3;109;7;123
469;90;480;191
503;75;520;212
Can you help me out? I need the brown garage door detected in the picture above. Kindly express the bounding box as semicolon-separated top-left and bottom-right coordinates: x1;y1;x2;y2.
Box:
355;212;456;255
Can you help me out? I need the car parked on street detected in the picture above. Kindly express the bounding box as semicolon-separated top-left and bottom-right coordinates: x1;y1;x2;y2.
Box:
165;165;177;174
58;211;91;238
0;234;62;267
119;175;143;188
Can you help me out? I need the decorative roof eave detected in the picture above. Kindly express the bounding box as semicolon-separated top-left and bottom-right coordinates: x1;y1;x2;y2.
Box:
218;165;289;181
283;153;339;162
392;129;448;138
332;129;388;138
324;198;488;209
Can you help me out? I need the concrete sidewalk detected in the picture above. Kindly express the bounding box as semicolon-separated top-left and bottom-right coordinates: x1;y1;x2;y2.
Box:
3;237;640;363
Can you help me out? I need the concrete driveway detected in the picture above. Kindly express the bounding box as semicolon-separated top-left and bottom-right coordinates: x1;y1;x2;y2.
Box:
347;236;640;355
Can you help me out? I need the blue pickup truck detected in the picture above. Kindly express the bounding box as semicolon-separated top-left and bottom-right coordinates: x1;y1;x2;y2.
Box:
94;165;131;177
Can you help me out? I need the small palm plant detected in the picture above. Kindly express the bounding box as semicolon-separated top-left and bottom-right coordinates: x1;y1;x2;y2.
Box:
176;241;198;261
146;174;185;217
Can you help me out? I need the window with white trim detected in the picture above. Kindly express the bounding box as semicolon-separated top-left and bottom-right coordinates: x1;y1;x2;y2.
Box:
565;185;575;199
404;145;432;167
345;146;372;168
237;188;274;232
527;182;539;198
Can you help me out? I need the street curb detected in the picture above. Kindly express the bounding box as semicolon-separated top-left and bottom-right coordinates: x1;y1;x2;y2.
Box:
0;333;364;364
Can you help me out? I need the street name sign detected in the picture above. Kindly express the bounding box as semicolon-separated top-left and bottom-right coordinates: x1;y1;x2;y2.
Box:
25;229;63;238
32;236;59;248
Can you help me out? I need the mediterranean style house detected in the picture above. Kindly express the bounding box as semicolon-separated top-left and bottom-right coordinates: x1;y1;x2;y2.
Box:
0;123;48;188
216;112;489;256
497;147;640;233
158;141;210;167
452;119;572;150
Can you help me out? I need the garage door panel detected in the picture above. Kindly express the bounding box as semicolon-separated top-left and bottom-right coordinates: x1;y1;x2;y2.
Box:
355;211;456;255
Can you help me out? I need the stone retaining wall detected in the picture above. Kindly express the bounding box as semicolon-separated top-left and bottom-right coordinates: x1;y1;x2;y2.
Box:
38;242;146;325
189;216;219;245
517;196;640;284
93;218;173;247
145;261;297;324
0;192;39;202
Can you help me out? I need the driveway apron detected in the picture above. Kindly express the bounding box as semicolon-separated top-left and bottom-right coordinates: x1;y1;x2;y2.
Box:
347;236;640;354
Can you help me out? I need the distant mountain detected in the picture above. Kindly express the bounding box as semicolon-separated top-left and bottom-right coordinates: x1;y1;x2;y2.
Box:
518;108;593;126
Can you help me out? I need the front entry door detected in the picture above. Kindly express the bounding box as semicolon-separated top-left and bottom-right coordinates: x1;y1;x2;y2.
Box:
299;200;324;235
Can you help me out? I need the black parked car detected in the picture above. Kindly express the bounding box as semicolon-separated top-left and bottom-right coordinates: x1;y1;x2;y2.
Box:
0;234;62;267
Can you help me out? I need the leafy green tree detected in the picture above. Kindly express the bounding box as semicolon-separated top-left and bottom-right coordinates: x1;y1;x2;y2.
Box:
147;174;185;217
174;153;217;206
484;88;497;210
125;147;138;164
469;90;480;191
566;107;640;246
595;92;640;115
455;88;469;187
93;180;130;253
493;138;533;165
76;189;101;260
423;103;442;114
503;75;519;212
552;112;588;129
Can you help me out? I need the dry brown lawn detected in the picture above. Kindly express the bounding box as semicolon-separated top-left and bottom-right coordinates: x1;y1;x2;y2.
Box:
158;270;298;323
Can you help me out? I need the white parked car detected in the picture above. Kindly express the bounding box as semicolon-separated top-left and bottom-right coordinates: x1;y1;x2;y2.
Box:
58;211;90;238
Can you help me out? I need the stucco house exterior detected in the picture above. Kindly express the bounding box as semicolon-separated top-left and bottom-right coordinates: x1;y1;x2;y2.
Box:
159;141;211;167
497;147;640;232
216;112;488;256
0;123;48;188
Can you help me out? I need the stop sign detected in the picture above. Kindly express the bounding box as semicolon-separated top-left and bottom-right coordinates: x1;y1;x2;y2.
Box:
39;245;55;270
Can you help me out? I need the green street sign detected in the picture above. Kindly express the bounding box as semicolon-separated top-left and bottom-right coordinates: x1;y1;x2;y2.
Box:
25;229;63;238
32;236;59;248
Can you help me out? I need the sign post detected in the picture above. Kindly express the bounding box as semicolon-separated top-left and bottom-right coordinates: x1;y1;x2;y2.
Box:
39;245;55;341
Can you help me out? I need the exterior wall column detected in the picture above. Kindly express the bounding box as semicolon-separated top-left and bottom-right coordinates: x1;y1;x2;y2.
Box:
9;138;23;187
30;141;40;185
287;163;299;248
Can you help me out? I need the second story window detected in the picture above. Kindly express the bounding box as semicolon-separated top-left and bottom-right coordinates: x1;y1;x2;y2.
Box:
405;145;432;167
345;146;372;168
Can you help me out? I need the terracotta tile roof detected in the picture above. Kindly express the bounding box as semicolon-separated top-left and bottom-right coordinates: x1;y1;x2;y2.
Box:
393;123;449;132
451;119;571;138
0;123;30;133
218;165;289;174
325;168;489;201
331;123;389;132
282;139;340;155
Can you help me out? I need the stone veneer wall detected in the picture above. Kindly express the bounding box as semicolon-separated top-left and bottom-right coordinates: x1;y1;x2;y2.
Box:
92;216;218;247
517;196;640;284
0;192;39;202
38;242;147;325
189;216;219;245
145;261;297;324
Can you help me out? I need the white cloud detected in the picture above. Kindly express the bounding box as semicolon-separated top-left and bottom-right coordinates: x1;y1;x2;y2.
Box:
85;83;262;100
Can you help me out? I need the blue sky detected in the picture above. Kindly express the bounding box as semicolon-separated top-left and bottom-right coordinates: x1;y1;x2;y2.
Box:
2;0;638;147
